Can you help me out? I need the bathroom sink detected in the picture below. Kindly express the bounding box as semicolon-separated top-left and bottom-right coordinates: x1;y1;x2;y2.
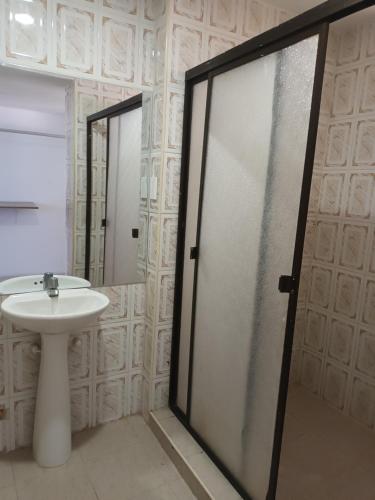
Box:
0;274;91;295
0;288;109;468
1;288;109;334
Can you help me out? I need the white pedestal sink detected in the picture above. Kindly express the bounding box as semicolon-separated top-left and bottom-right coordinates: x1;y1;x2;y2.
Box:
1;288;109;467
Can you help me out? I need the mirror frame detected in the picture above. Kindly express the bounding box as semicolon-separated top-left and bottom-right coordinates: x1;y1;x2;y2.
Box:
85;93;143;282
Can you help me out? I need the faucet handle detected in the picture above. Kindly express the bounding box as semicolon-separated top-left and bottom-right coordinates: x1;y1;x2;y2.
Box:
43;272;53;279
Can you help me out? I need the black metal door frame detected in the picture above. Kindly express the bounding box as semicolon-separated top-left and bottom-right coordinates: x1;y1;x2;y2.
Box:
85;93;142;280
169;1;372;499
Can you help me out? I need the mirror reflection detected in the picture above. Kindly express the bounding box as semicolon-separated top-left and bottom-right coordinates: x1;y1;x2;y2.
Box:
0;66;150;293
86;96;148;287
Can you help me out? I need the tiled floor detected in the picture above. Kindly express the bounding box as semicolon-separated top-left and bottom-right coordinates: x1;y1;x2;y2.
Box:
151;408;242;500
0;416;196;500
277;384;375;500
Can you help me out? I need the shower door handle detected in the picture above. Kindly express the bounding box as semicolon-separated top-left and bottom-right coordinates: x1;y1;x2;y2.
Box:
278;275;297;294
190;247;198;260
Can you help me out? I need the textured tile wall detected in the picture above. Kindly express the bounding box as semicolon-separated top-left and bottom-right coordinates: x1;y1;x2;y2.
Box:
294;18;375;432
0;0;162;88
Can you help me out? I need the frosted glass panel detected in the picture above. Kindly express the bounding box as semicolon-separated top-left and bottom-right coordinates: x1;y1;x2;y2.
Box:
105;107;142;285
177;80;208;412
189;36;319;499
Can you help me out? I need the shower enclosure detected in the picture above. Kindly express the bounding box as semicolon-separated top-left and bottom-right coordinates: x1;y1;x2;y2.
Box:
169;1;372;499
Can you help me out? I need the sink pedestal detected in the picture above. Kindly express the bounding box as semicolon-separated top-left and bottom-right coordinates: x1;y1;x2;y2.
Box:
33;332;71;467
1;288;109;468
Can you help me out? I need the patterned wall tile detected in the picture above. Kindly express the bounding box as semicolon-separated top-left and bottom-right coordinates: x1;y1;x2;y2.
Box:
162;155;181;212
170;24;203;85
143;324;153;375
314;122;328;166
157;272;175;323
339;224;368;270
155;325;171;376
68;331;92;381
11;337;40;395
320;70;334;116
208;34;236;59
13;396;36;448
95;375;128;424
319;174;344;215
56;3;95;74
97;286;129;322
346;174;375;219
322;362;348;410
304;309;326;354
337;26;362;66
148;214;160;269
293;308;306;350
167;91;184;150
242;0;268;37
144;0;165;21
208;0;238;34
142;28;155;87
101;17;137;82
308;174;322;214
365;22;375;58
160;215;177;269
151;376;169;410
314;221;338;263
5;0;48;64
356;329;375;379
333;272;361;319
152;90;163;149
326;122;351;167
129;372;143;414
309;266;332;309
173;0;204;22
102;0;138;15
360;64;375;113
298;265;311;305
131;321;145;370
303;220;316;259
132;284;146;319
300;351;322;394
349;376;375;428
71;383;90;432
96;323;129;375
328;318;354;367
0;400;10;452
146;271;156;322
332;70;358;117
353;121;375;166
362;279;375;326
0;343;7;397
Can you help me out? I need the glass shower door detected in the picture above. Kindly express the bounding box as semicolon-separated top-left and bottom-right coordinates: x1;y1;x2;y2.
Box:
185;31;327;500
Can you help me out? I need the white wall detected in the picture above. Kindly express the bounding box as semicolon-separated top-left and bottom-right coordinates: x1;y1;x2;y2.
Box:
0;108;67;279
0;106;65;136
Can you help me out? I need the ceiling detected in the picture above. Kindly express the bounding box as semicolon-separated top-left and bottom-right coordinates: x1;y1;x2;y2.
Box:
0;66;70;114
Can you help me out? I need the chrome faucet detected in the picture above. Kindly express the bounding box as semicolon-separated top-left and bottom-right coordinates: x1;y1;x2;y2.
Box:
43;272;59;298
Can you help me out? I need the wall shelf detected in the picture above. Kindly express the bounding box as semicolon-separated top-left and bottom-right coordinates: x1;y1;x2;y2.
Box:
0;202;39;209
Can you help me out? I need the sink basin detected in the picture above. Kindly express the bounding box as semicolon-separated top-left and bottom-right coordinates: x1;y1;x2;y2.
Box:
1;288;109;334
1;288;109;468
0;275;91;295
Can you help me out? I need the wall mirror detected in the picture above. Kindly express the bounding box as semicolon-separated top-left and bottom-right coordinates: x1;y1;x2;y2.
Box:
0;65;150;293
86;95;149;287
